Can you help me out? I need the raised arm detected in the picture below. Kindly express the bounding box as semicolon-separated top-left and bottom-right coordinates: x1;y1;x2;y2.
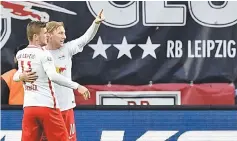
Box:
65;9;105;56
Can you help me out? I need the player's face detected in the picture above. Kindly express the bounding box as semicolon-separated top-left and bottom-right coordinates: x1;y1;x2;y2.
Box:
50;26;66;48
38;28;48;46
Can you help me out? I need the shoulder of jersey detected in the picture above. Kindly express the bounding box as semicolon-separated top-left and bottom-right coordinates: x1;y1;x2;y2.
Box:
41;46;46;50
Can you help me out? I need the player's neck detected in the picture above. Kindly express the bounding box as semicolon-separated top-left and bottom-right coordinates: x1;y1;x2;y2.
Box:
28;41;42;48
46;42;58;50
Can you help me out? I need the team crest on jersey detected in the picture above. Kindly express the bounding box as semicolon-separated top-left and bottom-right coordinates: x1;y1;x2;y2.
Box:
56;66;66;74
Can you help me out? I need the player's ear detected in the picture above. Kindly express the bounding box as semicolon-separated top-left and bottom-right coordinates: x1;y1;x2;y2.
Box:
33;34;39;41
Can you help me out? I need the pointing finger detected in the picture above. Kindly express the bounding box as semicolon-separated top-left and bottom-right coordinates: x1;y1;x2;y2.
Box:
98;9;103;17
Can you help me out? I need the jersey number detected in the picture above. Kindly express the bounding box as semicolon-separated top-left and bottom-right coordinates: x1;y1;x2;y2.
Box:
20;60;32;72
70;123;76;136
20;60;38;91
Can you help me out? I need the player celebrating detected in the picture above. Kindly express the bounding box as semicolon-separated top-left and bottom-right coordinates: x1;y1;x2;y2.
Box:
42;9;104;140
13;21;89;141
19;9;104;140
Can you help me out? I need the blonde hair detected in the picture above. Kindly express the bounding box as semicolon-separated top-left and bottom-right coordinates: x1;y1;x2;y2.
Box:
46;21;64;33
27;21;47;41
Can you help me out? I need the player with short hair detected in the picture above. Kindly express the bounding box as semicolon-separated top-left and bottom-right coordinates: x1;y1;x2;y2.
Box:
41;9;104;140
14;21;89;141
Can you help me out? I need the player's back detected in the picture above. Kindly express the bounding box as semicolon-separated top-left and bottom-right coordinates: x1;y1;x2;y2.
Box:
16;46;59;108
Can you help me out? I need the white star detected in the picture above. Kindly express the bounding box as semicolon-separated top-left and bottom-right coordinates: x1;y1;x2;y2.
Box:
88;37;111;59
138;37;160;59
113;36;136;59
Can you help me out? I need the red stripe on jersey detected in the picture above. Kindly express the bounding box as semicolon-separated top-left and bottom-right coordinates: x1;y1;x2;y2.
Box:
48;79;56;108
20;61;24;72
20;61;25;84
27;61;32;72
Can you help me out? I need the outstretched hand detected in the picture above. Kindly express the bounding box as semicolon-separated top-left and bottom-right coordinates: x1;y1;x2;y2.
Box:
95;9;105;24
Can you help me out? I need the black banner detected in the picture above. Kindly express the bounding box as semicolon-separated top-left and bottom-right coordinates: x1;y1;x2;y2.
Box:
1;1;237;85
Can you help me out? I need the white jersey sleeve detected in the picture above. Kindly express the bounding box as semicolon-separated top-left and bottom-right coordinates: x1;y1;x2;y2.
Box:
41;51;79;89
13;70;21;82
64;21;100;56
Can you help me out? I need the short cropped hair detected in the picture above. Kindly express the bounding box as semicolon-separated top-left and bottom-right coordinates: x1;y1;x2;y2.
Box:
46;21;64;33
26;21;47;41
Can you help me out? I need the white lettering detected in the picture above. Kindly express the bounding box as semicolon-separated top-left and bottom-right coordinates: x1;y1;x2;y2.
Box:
228;40;236;58
143;1;186;26
70;123;76;136
167;40;182;58
195;40;202;58
207;40;215;57
0;130;22;141
187;40;236;58
178;131;237;141
188;40;194;58
101;131;124;141
1;130;237;141
176;41;183;58
101;130;237;141
86;1;139;28
137;131;178;141
87;2;237;28
215;40;223;58
223;40;227;58
167;40;175;58
189;1;237;27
